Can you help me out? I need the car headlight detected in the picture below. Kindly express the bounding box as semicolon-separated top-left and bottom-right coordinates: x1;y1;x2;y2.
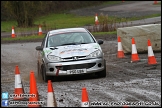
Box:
86;49;102;58
47;55;64;61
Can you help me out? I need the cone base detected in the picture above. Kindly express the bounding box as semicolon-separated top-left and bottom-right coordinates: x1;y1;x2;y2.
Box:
95;22;99;25
28;93;39;101
12;34;16;38
117;51;125;58
131;54;140;62
13;93;24;100
28;95;40;107
38;33;42;35
148;56;157;65
14;88;24;100
28;104;40;107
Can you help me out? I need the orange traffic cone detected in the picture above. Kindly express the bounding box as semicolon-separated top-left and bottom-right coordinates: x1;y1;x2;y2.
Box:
28;71;40;107
148;39;157;65
47;80;57;107
123;105;129;107
117;36;125;58
38;25;42;36
14;65;24;100
11;26;16;38
81;87;89;107
154;1;157;4
131;38;140;62
95;13;99;25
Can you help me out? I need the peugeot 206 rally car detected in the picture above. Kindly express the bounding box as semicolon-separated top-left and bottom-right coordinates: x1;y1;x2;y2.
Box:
35;27;106;82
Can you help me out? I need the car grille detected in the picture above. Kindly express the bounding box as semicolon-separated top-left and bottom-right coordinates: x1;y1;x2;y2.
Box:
63;56;87;61
56;63;96;71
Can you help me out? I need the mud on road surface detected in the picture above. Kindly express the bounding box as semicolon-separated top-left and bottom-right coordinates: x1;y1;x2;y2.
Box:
1;34;161;107
1;1;161;107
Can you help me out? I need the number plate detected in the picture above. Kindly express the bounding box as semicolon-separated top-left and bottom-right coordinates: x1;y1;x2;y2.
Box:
67;69;86;74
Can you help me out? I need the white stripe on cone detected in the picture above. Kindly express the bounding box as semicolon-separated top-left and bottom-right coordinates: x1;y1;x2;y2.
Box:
81;101;89;107
148;46;154;57
95;16;98;22
15;74;22;88
39;27;42;32
118;42;123;51
12;29;15;34
132;44;137;54
47;92;54;107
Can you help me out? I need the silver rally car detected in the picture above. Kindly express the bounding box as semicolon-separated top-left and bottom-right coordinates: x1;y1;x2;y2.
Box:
36;27;106;82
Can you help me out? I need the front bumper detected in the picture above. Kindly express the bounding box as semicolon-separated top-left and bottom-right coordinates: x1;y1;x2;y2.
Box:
45;58;104;76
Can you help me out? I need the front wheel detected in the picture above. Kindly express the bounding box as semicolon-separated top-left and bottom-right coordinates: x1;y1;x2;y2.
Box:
41;65;48;82
96;59;107;78
37;61;40;76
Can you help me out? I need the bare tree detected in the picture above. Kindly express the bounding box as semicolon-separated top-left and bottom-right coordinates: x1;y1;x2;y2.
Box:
3;1;107;27
4;1;43;27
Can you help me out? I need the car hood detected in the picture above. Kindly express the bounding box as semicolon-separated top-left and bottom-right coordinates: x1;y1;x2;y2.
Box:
43;43;102;58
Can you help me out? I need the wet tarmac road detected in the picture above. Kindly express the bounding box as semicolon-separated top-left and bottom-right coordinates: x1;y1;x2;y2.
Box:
1;1;161;107
1;37;161;107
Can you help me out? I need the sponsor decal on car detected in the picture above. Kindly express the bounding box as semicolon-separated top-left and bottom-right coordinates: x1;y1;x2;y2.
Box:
60;48;88;54
64;45;81;49
42;49;52;55
93;44;100;48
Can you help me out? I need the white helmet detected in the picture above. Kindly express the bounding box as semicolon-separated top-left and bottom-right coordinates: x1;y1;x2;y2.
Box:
74;35;84;43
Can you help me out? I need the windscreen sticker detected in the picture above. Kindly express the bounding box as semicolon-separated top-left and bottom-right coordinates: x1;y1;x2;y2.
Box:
64;45;81;49
93;44;100;48
43;49;52;55
60;48;88;54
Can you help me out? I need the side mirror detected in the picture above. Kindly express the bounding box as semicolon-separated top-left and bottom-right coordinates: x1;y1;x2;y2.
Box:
36;46;43;50
97;40;103;45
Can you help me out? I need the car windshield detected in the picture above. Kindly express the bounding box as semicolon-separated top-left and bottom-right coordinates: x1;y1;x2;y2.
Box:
47;32;95;47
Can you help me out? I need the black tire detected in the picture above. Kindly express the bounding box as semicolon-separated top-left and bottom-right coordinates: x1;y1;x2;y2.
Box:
97;59;106;78
37;61;40;76
41;64;48;82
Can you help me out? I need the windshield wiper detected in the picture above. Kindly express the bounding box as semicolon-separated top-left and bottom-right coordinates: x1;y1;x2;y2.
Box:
61;42;88;46
49;46;58;50
61;43;78;46
79;43;87;44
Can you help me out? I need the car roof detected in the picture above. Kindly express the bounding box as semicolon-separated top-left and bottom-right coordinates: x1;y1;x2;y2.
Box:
48;28;88;36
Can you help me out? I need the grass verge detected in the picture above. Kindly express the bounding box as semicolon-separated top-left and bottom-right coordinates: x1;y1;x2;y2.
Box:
1;12;161;33
1;31;117;43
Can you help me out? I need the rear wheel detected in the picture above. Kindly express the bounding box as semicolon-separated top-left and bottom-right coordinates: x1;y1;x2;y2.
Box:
96;59;106;78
